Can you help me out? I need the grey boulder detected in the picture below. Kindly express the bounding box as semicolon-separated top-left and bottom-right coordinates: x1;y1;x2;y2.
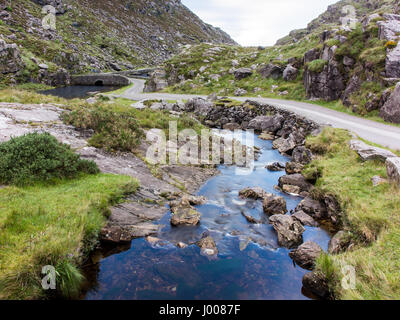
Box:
289;241;323;270
269;214;305;248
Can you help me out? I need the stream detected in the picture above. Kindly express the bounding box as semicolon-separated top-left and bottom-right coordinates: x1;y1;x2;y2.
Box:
81;131;331;300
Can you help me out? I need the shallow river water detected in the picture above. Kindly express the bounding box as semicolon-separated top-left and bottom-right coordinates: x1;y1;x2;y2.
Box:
40;85;118;99
82;132;331;300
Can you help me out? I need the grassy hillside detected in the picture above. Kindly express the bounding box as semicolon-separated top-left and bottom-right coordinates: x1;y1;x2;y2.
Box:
0;0;235;86
157;0;399;122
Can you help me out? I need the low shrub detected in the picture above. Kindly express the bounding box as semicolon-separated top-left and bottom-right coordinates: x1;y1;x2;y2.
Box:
0;133;99;185
62;106;144;152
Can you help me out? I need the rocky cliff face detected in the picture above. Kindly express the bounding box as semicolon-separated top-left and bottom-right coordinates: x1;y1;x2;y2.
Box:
0;0;235;85
153;0;400;124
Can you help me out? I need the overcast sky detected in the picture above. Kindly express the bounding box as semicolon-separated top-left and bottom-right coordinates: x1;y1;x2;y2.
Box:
182;0;339;46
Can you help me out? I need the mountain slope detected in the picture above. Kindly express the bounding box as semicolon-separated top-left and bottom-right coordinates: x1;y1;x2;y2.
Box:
0;0;236;86
151;0;400;123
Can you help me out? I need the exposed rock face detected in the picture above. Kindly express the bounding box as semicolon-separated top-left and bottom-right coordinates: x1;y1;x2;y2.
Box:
278;174;313;193
304;48;320;64
248;115;284;133
0;39;24;74
144;69;168;92
302;271;332;300
380;82;400;124
272;136;297;154
296;194;342;227
349;139;397;161
262;194;287;216
328;231;350;255
386;157;400;186
269;214;305;248
289;241;323;270
32;0;66;14
304;59;345;101
292;210;319;227
292;146;313;164
341;75;361;106
285;162;304;175
233;68;253;80
258;64;283;80
377;14;400;78
283;65;299;81
184;97;214;117
296;197;327;221
385;44;400;78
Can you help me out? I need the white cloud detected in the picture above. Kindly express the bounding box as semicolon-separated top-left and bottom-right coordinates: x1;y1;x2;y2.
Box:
182;0;339;46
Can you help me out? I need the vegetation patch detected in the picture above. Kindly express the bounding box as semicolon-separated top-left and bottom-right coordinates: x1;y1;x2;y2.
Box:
307;59;328;73
305;127;400;299
62;106;144;153
0;174;138;299
0;133;99;186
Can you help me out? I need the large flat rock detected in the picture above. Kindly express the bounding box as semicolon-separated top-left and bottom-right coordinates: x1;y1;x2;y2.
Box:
349;140;397;162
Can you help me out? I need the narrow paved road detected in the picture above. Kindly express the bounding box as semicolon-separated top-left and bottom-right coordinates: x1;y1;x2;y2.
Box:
116;79;400;150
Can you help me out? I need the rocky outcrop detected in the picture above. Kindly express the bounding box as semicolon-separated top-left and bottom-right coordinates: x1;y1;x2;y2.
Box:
278;174;313;194
285;162;304;174
233;68;253;80
0;39;24;74
248;115;284;133
291;146;313;164
295;194;342;227
328;231;351;255
31;0;67;14
272;136;297;154
380;82;400;124
377;14;400;78
289;241;323;270
269;214;305;248
349;139;397;161
144;69;168;92
258;64;283;80
292;210;318;227
386;157;400;186
302;271;332;300
283;65;299;81
184;97;214;117
304;48;320;64
262;194;287;216
304;54;345;101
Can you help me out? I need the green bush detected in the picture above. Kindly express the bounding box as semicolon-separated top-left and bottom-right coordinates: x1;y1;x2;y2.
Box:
62;107;144;152
0;133;99;185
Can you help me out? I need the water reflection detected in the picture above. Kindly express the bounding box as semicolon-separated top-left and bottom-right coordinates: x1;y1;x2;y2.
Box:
82;133;331;300
40;85;119;99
